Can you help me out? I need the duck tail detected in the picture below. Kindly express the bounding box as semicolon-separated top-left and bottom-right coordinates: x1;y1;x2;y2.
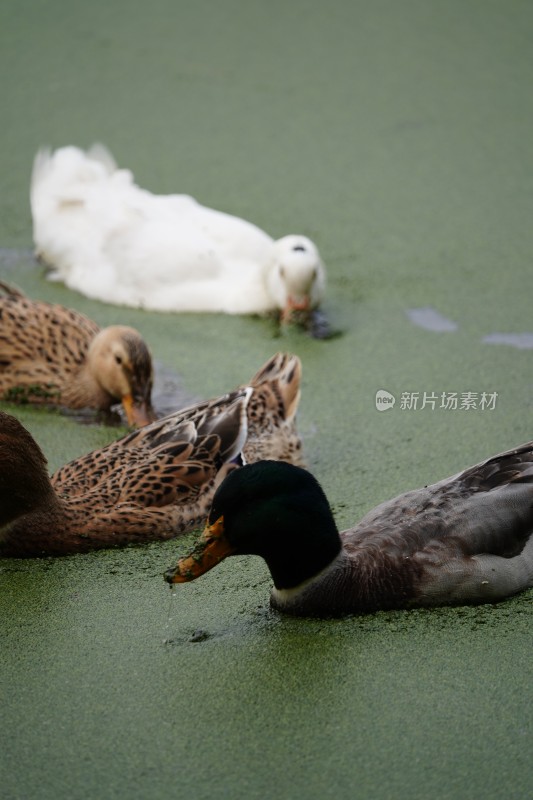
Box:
86;142;118;174
30;147;53;202
248;352;302;422
31;144;117;206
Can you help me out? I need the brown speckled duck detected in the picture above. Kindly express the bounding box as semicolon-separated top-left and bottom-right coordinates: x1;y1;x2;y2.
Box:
0;281;154;426
0;352;304;557
166;449;533;616
237;351;303;466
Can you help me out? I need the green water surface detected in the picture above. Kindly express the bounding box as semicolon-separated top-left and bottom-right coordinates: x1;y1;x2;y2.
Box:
1;1;532;798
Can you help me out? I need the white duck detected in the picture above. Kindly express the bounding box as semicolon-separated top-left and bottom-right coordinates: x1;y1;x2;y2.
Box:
30;145;326;321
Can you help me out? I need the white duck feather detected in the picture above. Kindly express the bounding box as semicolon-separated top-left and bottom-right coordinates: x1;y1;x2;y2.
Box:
30;145;326;317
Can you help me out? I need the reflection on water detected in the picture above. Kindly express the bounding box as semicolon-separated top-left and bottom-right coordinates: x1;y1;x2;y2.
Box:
406;304;533;351
482;332;533;350
151;360;199;418
0;247;35;269
405;307;458;332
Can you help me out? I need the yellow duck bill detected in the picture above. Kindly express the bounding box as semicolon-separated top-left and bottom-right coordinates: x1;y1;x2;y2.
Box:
164;516;235;583
121;393;155;427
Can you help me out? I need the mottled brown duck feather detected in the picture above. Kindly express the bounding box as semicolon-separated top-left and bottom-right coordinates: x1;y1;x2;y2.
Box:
0;391;249;557
0;351;304;557
241;351;304;465
0;281;154;425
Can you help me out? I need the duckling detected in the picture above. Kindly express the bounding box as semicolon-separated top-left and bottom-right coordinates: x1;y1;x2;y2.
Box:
31;145;326;326
0;281;154;426
0;352;304;557
165;452;533;616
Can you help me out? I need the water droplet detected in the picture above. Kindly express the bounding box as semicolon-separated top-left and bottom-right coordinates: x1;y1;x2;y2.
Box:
163;584;179;644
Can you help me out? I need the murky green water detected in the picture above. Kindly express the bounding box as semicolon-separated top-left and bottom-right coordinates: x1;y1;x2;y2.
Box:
1;1;532;798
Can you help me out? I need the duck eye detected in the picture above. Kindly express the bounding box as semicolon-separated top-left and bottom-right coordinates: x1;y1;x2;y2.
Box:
114;354;123;365
292;244;306;253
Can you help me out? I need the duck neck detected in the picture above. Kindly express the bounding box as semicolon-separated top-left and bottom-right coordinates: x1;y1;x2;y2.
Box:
270;550;350;615
61;364;112;410
259;522;342;590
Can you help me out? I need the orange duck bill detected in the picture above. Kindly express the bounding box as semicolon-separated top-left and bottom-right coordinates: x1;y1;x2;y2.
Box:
281;294;311;323
121;393;156;427
164;516;235;584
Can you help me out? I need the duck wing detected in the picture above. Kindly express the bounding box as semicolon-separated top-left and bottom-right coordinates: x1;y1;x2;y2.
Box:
345;441;533;606
52;388;250;499
20;389;251;554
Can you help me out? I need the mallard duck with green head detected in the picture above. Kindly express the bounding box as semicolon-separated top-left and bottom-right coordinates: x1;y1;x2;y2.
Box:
165;448;533;616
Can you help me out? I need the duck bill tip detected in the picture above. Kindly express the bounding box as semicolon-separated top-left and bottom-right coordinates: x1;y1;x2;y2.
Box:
164;517;234;585
164;565;194;584
122;395;155;427
281;296;311;323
